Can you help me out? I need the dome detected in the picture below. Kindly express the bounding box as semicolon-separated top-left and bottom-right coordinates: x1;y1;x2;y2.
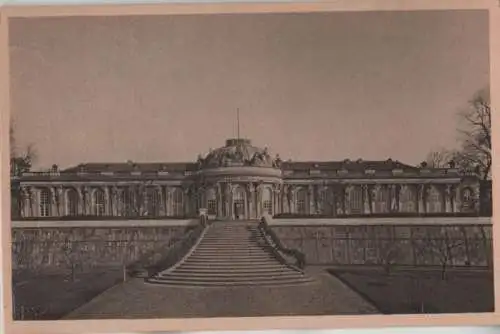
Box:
197;138;281;169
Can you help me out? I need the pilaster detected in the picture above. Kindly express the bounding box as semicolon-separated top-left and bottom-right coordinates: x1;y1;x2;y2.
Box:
104;186;111;216
344;185;351;215
445;185;453;213
49;187;57;217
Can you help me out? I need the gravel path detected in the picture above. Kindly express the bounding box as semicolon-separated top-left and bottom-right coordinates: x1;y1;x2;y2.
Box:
65;272;379;319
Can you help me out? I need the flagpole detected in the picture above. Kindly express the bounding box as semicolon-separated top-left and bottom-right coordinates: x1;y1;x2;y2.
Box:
237;108;240;140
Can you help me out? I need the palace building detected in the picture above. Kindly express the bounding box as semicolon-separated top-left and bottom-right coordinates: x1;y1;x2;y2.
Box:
11;138;491;220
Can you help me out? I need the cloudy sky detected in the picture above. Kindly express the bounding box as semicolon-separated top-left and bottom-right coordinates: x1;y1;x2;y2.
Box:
9;10;489;169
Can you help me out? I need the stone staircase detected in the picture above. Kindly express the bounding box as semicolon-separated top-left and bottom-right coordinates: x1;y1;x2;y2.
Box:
146;220;314;287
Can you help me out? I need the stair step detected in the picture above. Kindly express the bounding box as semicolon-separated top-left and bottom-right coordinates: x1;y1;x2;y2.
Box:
189;252;273;257
150;274;309;282
177;263;286;269
173;266;293;273
156;271;303;279
146;277;314;287
185;255;277;261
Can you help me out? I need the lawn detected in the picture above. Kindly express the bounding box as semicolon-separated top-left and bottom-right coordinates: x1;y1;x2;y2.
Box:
12;267;125;320
329;267;494;314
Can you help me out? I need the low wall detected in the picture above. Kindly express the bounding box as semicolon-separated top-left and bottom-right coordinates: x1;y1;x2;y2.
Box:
269;217;492;226
11;219;198;271
269;217;493;267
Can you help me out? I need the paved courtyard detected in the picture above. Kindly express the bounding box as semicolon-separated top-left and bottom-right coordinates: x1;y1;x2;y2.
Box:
65;272;379;319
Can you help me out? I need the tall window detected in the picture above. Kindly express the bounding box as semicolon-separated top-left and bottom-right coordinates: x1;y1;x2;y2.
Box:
428;186;443;213
206;188;217;215
233;186;246;218
349;186;363;214
463;188;473;202
400;186;417;213
262;187;273;215
296;188;307;214
93;189;105;216
172;188;184;216
39;188;51;217
66;188;79;216
374;186;390;213
146;188;161;216
462;187;474;211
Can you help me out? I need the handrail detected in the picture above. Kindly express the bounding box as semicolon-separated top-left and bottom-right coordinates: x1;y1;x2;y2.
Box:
126;217;207;278
258;214;306;270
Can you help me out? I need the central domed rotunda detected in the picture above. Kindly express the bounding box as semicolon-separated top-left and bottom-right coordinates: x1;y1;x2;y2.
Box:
197;138;281;169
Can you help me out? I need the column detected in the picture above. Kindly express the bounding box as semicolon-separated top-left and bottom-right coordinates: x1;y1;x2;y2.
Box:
229;183;235;219
247;183;254;219
362;184;370;214
454;185;461;213
255;184;261;218
184;187;191;217
215;183;221;218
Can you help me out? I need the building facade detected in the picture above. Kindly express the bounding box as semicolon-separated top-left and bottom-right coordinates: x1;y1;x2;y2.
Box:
11;138;488;220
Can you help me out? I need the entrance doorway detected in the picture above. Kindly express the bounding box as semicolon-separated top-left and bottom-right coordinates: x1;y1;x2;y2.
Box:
233;186;246;219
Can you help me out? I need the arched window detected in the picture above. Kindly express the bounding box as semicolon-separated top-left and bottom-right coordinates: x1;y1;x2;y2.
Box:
66;188;79;216
93;188;105;216
400;185;417;213
428;186;443;213
349;186;363;214
39;188;51;217
206;188;217;215
146;187;161;217
262;187;273;215
296;188;308;215
374;186;390;213
172;188;184;216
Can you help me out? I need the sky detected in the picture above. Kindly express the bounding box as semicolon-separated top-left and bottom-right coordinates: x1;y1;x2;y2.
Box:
8;10;490;169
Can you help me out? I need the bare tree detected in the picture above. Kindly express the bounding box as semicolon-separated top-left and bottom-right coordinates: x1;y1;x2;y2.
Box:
10;121;37;177
377;238;400;274
61;239;82;282
455;88;491;180
423;232;465;280
425;149;455;168
424;87;491;180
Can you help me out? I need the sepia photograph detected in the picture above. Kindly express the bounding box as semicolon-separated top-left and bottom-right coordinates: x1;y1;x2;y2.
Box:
1;2;499;333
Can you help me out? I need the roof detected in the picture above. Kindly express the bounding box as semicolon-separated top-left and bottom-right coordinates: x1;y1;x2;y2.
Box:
281;159;418;172
63;162;198;173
